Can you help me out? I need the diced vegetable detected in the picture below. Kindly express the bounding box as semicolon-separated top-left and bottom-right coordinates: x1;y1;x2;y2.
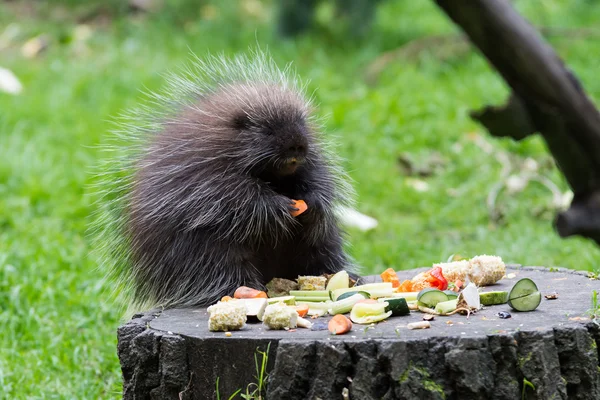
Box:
297;275;328;291
508;278;539;299
290;199;308;217
234;286;268;299
350;302;392;324
241;298;268;321
297;316;313;329
425;266;448;290
479;291;509;306
434;299;458;315
407;321;431;330
387;292;420;302
289;290;331;302
326;270;350;291
456;282;481;313
328;314;353;335
262;303;298;330
381;268;401;288
378;297;410;316
266;295;296;305
508;278;541;311
398;280;413;292
295;300;331;317
336;291;370;301
509;291;542;311
416;288;449;308
207;301;247;332
295;304;309;317
328;293;367;315
443;290;458;300
332;283;394;300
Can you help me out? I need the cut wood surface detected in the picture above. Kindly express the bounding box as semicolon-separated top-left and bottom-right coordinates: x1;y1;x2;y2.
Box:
434;0;600;245
117;266;600;399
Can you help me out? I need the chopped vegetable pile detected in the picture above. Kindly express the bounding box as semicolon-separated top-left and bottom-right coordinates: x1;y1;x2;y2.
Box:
206;255;546;334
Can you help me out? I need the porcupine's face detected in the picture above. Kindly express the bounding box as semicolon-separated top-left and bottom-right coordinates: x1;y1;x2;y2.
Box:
231;87;311;179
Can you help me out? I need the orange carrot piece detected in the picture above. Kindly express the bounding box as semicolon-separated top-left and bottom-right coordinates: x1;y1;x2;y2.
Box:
453;280;463;292
381;268;401;288
290;199;308;217
328;314;353;335
233;286;268;299
398;280;413;292
295;304;309;317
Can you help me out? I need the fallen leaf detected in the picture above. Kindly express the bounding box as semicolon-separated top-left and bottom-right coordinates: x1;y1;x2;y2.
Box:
22;35;49;58
406;178;429;192
0;67;22;94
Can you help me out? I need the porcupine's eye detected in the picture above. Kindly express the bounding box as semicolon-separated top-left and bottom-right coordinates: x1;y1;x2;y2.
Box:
232;114;251;131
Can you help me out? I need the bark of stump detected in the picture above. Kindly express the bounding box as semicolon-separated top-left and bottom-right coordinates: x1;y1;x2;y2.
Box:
117;266;600;399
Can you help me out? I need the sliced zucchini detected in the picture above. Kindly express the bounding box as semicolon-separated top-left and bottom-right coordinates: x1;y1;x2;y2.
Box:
443;290;458;300
417;288;449;308
479;291;509;306
336;291;370;301
508;278;541;312
378;297;410;316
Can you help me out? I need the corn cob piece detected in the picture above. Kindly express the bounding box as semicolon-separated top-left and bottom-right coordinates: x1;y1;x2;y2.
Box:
411;255;505;289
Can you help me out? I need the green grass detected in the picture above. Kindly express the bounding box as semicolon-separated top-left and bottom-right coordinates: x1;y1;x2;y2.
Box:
1;0;600;397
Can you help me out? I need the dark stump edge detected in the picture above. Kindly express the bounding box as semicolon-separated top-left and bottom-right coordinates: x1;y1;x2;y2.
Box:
117;266;600;400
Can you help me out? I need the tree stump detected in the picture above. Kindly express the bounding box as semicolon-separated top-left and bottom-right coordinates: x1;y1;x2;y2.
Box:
117;266;600;399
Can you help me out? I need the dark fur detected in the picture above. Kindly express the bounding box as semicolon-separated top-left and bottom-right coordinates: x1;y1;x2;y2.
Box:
125;82;352;308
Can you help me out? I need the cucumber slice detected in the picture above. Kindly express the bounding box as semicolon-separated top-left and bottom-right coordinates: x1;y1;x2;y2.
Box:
479;291;509;306
508;278;541;312
417;288;449;308
336;291;370;301
443;290;458;300
508;291;542;311
326;271;350;291
509;278;539;299
378;297;410;316
266;296;296;305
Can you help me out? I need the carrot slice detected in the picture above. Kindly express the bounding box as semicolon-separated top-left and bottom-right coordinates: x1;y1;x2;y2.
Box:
295;304;309;317
233;286;268;299
453;280;463;292
328;314;352;335
381;268;401;288
398;280;413;293
290;199;308;217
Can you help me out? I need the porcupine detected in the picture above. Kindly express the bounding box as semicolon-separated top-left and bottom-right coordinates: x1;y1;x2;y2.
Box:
95;50;357;310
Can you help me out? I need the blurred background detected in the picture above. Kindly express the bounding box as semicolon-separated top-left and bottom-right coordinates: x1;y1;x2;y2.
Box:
1;0;600;397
